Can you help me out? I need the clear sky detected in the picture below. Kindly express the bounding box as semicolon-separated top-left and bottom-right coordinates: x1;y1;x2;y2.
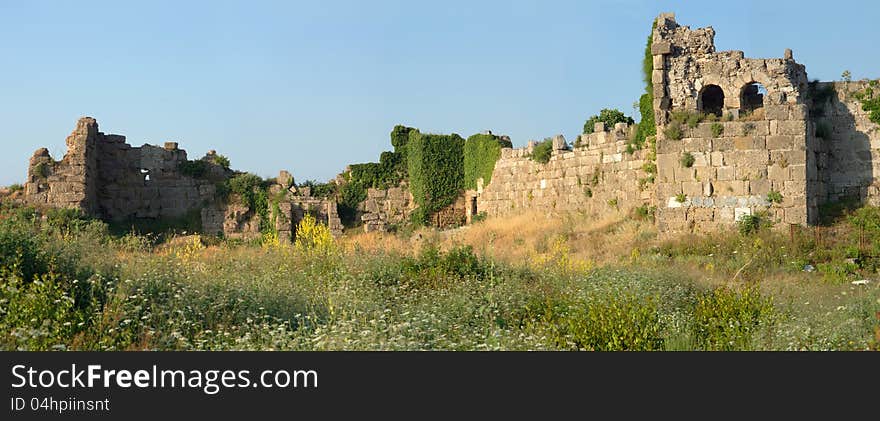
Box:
1;0;877;186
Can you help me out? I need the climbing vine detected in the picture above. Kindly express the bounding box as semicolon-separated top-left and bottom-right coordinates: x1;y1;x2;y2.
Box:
463;133;512;190
407;130;465;225
632;19;658;149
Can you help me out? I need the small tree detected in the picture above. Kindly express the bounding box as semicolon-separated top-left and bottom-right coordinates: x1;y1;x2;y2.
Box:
583;109;635;134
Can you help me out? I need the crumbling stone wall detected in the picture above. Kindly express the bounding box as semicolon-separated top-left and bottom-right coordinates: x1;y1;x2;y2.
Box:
477;125;653;218
811;81;880;206
25;118;342;240
359;183;412;232
25;117;217;221
651;13;814;231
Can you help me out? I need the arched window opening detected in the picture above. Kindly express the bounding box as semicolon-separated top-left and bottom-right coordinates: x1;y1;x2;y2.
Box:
699;85;725;117
740;82;767;114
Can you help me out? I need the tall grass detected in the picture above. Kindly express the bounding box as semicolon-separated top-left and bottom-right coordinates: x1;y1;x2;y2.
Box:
1;201;878;351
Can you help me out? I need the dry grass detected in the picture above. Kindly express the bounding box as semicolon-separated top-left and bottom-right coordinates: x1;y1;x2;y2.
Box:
340;211;658;268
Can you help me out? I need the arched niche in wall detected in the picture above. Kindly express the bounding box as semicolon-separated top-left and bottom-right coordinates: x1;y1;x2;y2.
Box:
740;82;767;114
698;84;725;117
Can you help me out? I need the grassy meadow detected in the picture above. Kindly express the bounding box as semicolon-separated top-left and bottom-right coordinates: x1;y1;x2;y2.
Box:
1;199;878;351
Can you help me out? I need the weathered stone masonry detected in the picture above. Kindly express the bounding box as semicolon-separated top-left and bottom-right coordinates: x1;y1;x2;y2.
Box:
20;14;880;236
24;117;342;240
473;13;879;232
477;127;653;219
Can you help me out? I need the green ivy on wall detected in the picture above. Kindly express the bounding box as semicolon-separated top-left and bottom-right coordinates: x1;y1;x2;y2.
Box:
337;125;415;225
463;133;512;190
633;19;657;149
407;130;465;225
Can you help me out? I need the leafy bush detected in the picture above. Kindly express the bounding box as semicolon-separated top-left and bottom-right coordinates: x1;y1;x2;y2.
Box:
299;180;336;198
767;190;783;204
178;160;211;178
583;109;634;134
214;154;231;169
680;152;695;168
737;213;767;236
463;133;510;190
546;294;664;351
854;82;880;125
633;205;655;221
407;130;465;225
692;286;774;350
675;193;686;203
529;139;553;164
8;184;23;193
711;122;724;137
227;173;273;234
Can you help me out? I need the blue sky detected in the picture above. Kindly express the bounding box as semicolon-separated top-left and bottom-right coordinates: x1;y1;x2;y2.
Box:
1;0;877;186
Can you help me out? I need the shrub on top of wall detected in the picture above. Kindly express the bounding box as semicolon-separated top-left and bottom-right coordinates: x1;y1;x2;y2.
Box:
854;81;880;125
463;133;512;190
529;139;554;164
583;109;634;134
407;130;465;225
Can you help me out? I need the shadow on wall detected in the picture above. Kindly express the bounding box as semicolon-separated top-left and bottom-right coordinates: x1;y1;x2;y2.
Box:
813;81;876;211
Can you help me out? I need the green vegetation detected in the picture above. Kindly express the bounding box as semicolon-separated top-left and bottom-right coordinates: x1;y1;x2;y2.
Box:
7;184;23;193
711;122;724;137
664;122;683;140
178;160;211;178
632;19;657;149
680;152;695;168
33;162;50;179
1;201;878;351
299;180;336;198
463;133;512;190
213;154;231;170
407;130;465;225
226;173;278;237
737;212;768;236
854;80;880;125
767;190;783;204
529;138;553;164
583;109;634;134
675;193;686;203
337;125;415;225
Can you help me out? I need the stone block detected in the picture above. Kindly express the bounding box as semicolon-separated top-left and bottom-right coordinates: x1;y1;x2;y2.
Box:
717;166;735;181
749;179;771;195
778;120;806;136
766;135;793;150
768;164;790;181
651;42;672;55
682;181;703;197
734;136;765;150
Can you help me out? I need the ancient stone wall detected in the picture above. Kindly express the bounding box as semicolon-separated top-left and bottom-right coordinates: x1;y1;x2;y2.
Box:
25;117;219;222
25;118;343;241
811;81;880;206
359;182;412;232
477;125;653;219
650;13;814;231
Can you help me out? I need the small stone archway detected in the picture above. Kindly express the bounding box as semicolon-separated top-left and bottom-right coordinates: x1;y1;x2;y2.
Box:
698;84;725;117
740;82;767;114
